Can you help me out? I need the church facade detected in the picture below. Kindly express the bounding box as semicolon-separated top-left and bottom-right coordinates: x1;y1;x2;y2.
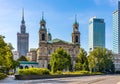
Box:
37;15;80;69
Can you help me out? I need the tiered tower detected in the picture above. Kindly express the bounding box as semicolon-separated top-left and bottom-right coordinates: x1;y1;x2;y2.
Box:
17;9;29;57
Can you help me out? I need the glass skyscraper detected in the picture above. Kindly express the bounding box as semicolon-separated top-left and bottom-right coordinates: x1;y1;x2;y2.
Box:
113;1;120;54
89;17;105;51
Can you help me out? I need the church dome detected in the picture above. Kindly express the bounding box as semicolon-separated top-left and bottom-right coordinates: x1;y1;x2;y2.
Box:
48;32;51;36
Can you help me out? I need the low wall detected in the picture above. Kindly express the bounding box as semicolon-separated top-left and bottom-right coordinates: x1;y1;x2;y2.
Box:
15;74;91;80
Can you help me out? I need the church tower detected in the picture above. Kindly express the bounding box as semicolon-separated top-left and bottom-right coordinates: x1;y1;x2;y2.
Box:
37;12;48;68
72;15;80;45
39;12;47;46
17;9;29;57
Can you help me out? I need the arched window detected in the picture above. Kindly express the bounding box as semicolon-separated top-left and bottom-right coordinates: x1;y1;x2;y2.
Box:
19;66;23;69
31;65;34;68
42;34;45;40
41;25;45;29
25;66;29;69
75;36;78;42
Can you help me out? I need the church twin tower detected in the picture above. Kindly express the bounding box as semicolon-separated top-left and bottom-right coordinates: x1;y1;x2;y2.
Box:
39;13;80;46
38;13;80;68
17;9;80;68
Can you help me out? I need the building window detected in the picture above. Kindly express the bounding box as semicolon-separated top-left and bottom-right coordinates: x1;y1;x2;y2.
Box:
42;34;45;40
31;65;34;68
42;64;44;67
25;66;29;69
19;66;23;69
75;36;78;42
48;49;51;55
41;26;44;29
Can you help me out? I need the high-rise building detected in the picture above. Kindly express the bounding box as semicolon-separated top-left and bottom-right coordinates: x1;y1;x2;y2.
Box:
113;10;119;54
17;9;29;57
89;17;105;51
113;1;120;54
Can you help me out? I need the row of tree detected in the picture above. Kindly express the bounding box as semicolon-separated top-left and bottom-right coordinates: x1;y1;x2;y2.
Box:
0;35;19;74
0;35;114;74
50;47;115;73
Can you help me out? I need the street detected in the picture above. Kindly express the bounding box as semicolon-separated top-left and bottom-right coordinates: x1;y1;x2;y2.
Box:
0;75;120;84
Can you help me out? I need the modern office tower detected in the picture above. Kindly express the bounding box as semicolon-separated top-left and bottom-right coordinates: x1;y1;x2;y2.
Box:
17;9;29;57
89;17;105;51
113;1;120;54
113;10;119;54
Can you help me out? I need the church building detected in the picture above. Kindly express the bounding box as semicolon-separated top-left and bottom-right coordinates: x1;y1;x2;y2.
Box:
37;14;80;69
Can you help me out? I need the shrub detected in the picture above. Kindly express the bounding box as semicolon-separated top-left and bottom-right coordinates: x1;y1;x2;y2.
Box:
9;72;14;75
115;71;120;74
0;73;7;80
63;71;103;75
54;71;63;75
63;71;72;75
73;71;89;75
18;68;50;75
90;72;103;75
63;71;90;75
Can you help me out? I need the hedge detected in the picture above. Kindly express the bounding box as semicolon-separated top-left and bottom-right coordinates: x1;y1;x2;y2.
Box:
18;68;50;75
0;73;7;80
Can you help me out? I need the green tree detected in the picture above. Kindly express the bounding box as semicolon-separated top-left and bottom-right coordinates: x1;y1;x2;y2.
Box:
88;47;115;73
7;43;14;50
75;48;88;71
17;56;28;61
0;35;7;66
0;35;16;74
50;48;71;73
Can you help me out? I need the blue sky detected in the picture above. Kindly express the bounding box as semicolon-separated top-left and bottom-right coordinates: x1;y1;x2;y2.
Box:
0;0;118;52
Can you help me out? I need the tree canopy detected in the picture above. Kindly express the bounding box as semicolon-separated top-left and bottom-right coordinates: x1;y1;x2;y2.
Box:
88;47;115;73
75;48;88;71
0;35;19;74
50;48;72;73
17;56;28;61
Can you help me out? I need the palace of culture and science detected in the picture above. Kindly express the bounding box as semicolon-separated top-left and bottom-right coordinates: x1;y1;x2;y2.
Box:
17;9;29;57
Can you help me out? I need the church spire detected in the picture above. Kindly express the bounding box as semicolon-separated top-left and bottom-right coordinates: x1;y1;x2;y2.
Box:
42;11;44;20
74;14;79;25
40;11;46;29
21;8;25;24
73;15;79;32
75;14;77;23
40;11;46;23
